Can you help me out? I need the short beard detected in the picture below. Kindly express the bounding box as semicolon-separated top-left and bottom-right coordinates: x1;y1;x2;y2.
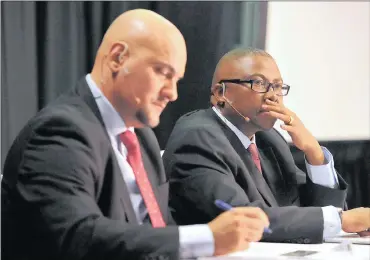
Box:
135;109;149;127
251;116;277;132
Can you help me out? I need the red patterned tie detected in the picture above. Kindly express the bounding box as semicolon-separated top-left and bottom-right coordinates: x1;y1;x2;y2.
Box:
120;130;166;228
248;143;262;173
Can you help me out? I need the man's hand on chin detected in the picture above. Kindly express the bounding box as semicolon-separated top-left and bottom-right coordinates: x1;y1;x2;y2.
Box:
263;99;325;165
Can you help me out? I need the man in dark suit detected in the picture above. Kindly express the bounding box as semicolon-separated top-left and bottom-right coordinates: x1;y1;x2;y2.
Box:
1;11;270;260
163;47;370;244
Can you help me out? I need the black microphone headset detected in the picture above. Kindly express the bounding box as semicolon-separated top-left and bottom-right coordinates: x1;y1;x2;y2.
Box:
213;82;249;122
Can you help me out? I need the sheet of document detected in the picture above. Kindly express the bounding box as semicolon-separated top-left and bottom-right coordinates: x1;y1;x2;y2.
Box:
197;241;369;260
325;231;370;245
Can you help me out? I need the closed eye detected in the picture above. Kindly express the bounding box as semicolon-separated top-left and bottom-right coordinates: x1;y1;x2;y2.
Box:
154;65;174;79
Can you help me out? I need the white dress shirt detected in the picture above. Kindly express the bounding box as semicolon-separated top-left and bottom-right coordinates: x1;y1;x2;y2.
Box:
86;74;214;258
212;106;342;238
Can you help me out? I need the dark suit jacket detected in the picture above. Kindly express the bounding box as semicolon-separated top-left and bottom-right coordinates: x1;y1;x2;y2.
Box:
1;79;179;260
163;108;347;244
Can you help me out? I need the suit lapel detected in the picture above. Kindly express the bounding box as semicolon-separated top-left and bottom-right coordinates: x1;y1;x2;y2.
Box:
259;147;288;206
112;156;139;224
75;78;106;128
242;148;278;207
256;130;300;206
209;109;278;207
74;78;138;224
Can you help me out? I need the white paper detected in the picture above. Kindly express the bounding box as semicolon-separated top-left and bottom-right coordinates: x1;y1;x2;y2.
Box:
325;231;370;245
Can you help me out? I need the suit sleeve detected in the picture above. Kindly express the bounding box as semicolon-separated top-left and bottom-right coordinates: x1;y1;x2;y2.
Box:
15;116;179;260
165;128;324;244
298;171;347;208
271;129;347;209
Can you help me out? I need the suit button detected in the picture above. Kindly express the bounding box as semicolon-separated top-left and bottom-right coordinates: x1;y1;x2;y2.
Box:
297;238;304;244
304;238;310;244
286;239;291;243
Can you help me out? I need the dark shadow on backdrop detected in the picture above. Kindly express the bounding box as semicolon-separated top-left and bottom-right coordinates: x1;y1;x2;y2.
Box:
153;2;269;147
1;1;153;165
291;140;370;209
1;1;268;164
2;1;368;208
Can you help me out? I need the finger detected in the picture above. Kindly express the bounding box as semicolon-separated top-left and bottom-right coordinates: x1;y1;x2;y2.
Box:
242;231;261;243
236;241;250;253
262;104;285;114
267;111;290;123
232;218;265;244
280;124;295;132
232;207;270;226
358;231;370;237
244;229;264;242
230;216;263;237
239;221;265;242
239;217;266;232
265;99;281;106
265;99;292;112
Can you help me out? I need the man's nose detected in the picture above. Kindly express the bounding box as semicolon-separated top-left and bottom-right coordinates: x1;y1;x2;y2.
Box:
264;87;278;102
163;81;178;102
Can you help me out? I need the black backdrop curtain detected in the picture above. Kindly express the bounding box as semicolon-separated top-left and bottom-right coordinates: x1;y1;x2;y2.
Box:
2;1;368;208
291;140;370;208
1;1;258;161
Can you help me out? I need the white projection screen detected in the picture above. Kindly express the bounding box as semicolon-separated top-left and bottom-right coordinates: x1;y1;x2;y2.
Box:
265;2;370;142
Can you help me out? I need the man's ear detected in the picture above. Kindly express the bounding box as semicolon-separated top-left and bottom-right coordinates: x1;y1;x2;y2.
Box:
107;42;129;72
211;83;224;97
211;83;226;108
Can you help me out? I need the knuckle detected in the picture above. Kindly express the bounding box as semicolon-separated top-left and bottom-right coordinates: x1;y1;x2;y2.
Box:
252;231;263;241
234;229;243;242
233;219;241;228
256;208;266;218
256;229;264;240
255;219;264;227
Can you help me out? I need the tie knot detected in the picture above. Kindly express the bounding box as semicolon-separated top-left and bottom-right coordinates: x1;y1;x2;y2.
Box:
248;143;262;173
248;143;259;157
119;130;139;152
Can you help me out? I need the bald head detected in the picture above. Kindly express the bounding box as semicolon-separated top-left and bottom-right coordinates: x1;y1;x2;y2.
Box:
90;9;187;129
91;9;187;86
99;9;184;56
212;47;273;86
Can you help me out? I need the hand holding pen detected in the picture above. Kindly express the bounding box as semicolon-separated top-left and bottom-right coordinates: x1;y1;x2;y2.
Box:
207;199;271;256
215;200;273;234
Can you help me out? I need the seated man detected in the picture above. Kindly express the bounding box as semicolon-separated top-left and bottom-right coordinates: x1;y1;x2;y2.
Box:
163;47;370;243
1;12;269;260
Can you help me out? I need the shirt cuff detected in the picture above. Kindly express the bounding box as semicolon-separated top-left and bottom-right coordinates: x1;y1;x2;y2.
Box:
322;206;342;239
305;146;339;188
179;224;215;259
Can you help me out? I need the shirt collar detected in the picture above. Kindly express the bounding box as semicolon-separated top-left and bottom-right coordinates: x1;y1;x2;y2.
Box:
212;106;255;149
85;74;134;137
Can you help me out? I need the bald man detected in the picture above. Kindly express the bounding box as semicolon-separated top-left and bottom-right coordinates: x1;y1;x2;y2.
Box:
1;10;270;260
163;47;370;243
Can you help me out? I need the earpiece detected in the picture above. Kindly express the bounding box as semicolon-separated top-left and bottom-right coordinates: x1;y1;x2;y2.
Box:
215;83;226;108
118;52;124;62
122;67;129;74
117;42;129;62
220;83;226;97
214;82;250;122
